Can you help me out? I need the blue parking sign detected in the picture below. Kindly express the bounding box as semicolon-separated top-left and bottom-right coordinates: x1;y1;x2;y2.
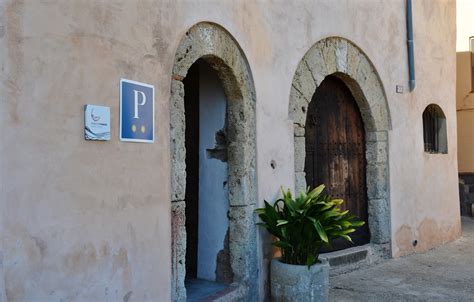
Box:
120;79;155;143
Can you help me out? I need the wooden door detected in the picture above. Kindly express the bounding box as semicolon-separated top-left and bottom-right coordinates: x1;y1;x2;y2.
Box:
305;75;370;252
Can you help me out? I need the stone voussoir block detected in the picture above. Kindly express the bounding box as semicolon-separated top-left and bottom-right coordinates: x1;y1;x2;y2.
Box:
304;47;327;86
347;43;362;78
320;38;338;75
335;38;348;73
293;60;317;99
289;86;310;126
172;36;201;78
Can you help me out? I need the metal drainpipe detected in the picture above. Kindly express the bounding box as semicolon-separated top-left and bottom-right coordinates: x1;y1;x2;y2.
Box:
407;0;416;91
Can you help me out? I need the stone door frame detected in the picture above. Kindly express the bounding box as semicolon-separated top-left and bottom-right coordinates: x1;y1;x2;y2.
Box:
289;37;392;250
170;23;258;301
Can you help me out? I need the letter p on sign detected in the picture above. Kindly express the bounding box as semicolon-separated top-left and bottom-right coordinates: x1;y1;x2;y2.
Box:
133;90;147;119
120;79;155;143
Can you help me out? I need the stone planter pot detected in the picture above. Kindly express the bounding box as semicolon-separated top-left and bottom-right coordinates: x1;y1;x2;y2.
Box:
270;258;329;302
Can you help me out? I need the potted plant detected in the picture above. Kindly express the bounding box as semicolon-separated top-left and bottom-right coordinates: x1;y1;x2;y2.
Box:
255;185;364;302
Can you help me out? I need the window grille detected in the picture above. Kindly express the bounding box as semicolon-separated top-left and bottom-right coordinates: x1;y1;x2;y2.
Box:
422;104;447;154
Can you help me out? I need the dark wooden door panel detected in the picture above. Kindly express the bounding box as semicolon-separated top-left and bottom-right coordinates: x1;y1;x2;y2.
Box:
305;76;370;252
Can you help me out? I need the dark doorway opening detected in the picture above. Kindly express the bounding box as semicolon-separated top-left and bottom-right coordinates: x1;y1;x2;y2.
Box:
305;75;370;252
184;62;200;279
183;59;233;300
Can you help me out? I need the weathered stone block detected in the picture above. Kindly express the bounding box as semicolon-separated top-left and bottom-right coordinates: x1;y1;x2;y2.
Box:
335;39;348;73
227;141;254;169
171;201;187;302
346;43;362;78
170;81;185;141
228;172;256;206
172;32;200;78
228;205;257;284
366;164;388;199
293;61;317;99
289;86;310;126
171;161;186;202
355;57;389;131
170;80;186;201
294;136;306;173
295;172;307;193
366;131;388;142
355;55;372;84
366;141;388;164
294;124;305;137
304;47;327;86
368;198;391;244
321;38;337;75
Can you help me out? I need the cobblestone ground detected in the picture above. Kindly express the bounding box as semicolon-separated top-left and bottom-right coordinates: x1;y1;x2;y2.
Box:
330;217;474;301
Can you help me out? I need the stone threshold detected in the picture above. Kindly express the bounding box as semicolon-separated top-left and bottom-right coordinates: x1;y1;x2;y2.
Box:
185;278;243;302
209;285;244;302
319;243;389;276
320;245;370;267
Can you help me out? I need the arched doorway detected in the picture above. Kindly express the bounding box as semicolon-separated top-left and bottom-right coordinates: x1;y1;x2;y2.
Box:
183;59;232;292
170;23;257;301
305;75;369;251
289;37;392;255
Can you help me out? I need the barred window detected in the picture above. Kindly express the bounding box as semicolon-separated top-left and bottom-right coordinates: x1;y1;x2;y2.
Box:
422;104;447;154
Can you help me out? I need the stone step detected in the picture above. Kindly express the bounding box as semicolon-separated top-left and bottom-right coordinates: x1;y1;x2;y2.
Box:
319;245;370;267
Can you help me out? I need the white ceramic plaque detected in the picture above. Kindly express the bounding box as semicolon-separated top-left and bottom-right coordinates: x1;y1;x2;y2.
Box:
84;104;111;141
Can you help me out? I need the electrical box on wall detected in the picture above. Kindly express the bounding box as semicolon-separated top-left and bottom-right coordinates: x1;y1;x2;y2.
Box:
84;104;111;141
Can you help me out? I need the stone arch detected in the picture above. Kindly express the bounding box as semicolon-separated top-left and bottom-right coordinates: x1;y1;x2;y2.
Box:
289;37;392;250
170;23;257;301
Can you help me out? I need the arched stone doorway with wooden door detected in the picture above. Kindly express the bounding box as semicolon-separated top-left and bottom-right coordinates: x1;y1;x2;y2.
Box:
169;23;258;301
306;75;370;252
289;37;392;257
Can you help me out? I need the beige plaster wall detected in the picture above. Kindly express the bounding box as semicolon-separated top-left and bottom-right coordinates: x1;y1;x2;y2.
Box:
456;0;474;173
388;0;460;257
0;0;459;300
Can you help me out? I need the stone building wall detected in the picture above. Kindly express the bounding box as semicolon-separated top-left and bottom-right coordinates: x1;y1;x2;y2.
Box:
0;0;459;300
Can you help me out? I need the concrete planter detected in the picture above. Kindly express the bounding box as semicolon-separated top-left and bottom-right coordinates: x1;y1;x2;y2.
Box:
270;258;329;302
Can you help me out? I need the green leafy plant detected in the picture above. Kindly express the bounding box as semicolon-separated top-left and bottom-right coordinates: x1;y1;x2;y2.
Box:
255;185;365;267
